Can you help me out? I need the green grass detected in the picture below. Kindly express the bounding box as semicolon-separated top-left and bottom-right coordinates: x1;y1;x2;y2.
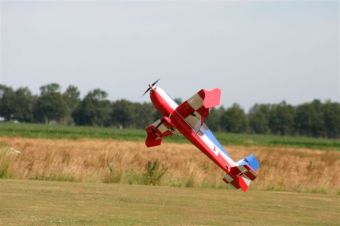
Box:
0;122;146;141
0;122;339;150
0;179;339;226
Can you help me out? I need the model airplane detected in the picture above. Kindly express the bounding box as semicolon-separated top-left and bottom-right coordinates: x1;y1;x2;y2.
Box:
144;80;259;192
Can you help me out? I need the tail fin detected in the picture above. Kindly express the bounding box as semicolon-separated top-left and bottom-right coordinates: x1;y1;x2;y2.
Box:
223;154;260;192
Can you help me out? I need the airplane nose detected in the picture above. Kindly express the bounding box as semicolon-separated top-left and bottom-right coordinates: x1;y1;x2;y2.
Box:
143;79;159;96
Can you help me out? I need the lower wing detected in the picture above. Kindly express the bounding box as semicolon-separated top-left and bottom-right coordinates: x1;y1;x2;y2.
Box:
145;117;175;147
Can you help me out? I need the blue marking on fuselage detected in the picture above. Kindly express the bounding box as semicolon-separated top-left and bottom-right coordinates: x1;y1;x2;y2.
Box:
204;129;230;157
236;155;260;171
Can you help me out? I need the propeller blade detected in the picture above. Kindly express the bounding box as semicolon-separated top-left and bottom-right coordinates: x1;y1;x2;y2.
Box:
143;87;151;96
151;79;160;87
142;79;160;96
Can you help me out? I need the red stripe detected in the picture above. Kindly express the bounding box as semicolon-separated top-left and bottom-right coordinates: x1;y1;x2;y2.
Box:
196;106;208;123
230;166;241;175
230;166;257;181
244;171;256;181
231;180;240;189
238;177;249;192
229;176;249;192
197;89;205;99
197;106;207;115
243;165;257;180
176;101;194;118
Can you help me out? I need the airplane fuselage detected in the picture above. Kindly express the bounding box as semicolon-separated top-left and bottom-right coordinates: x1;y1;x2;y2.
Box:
149;86;236;175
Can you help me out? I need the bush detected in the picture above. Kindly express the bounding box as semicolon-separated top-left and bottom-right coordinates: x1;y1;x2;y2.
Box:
143;160;168;185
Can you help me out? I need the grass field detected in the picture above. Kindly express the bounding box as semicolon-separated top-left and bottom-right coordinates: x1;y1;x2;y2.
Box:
0;124;339;225
0;122;339;150
1;137;339;194
0;179;339;226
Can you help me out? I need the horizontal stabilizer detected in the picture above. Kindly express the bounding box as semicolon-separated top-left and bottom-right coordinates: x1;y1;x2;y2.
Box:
231;154;259;179
223;154;260;192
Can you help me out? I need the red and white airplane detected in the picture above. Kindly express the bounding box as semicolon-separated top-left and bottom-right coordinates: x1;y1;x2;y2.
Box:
144;80;259;192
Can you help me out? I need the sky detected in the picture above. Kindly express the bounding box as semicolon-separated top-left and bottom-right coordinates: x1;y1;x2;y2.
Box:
0;0;339;110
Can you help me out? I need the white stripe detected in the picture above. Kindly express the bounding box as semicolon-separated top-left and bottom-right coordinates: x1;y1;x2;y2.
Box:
241;176;252;186
155;87;178;110
193;111;201;120
152;119;161;127
199;133;236;167
187;93;203;110
185;115;201;131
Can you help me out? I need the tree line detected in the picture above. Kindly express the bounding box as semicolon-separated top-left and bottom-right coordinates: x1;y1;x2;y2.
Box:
0;83;339;138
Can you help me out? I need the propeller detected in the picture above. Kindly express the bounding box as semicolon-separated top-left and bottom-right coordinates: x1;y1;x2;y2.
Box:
143;79;160;96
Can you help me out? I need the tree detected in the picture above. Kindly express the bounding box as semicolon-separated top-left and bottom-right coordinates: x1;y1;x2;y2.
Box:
12;87;35;122
1;82;338;139
0;85;15;121
73;89;111;126
294;100;325;137
40;83;61;96
322;101;340;138
248;104;270;134
111;100;137;128
33;83;68;123
63;85;81;124
133;102;156;129
220;104;248;133
206;107;223;131
268;101;294;135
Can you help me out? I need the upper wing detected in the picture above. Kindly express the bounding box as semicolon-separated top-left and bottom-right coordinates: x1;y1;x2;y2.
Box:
175;88;221;131
145;118;175;147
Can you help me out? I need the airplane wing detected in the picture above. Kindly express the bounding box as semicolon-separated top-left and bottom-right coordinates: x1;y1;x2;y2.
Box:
145;118;175;147
175;88;221;131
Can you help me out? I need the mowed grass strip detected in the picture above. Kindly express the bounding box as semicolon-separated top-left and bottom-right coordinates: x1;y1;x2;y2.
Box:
0;179;339;226
1;122;339;150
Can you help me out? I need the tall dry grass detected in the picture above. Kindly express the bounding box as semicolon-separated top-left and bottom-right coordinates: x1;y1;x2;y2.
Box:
0;137;339;194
